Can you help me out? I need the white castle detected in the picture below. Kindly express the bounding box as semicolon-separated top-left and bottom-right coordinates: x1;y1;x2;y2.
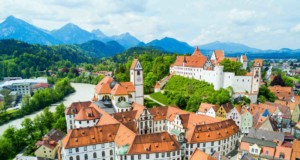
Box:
169;48;263;102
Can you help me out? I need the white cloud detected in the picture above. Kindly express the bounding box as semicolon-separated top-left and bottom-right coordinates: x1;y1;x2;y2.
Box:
291;24;300;32
229;9;257;25
254;26;270;33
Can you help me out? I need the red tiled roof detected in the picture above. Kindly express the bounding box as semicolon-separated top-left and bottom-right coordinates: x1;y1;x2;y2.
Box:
74;105;102;121
62;124;120;149
186;119;239;143
198;103;215;113
127;132;180;154
190;148;217;160
214;50;225;64
111;84;129;95
120;82;135;92
33;82;49;89
254;59;263;67
65;101;92;115
95;76;113;94
192;47;204;56
130;59;139;70
173;55;207;68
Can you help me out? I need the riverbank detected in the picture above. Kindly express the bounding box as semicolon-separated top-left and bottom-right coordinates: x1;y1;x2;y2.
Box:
0;83;96;135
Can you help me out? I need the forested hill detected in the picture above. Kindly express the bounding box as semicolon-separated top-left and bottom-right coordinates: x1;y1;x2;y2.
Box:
0;39;93;79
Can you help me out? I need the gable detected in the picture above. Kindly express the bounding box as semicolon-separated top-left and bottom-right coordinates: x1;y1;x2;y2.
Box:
135;61;142;70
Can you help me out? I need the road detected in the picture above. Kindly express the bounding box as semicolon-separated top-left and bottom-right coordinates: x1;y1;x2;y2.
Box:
144;94;166;106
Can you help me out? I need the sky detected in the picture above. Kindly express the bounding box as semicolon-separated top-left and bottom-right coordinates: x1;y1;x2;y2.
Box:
0;0;299;50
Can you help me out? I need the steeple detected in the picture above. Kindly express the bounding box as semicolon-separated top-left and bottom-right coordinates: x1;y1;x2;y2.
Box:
192;47;204;56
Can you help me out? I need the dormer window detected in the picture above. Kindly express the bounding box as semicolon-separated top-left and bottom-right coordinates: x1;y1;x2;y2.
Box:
88;113;93;117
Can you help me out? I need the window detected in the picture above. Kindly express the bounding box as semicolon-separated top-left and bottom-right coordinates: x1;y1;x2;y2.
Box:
138;155;141;159
255;149;258;153
79;121;81;124
173;151;175;156
137;71;140;75
70;157;73;160
76;155;80;160
177;150;180;155
167;152;170;157
76;148;79;152
131;155;134;160
203;143;206;147
266;150;269;155
84;154;88;160
110;150;113;155
102;151;105;157
251;148;254;152
84;146;87;151
146;154;149;159
109;142;113;147
162;153;165;157
102;144;105;148
155;153;159;158
93;145;96;149
93;152;97;158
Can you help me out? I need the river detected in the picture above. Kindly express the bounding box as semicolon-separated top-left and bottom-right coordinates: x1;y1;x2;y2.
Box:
0;83;96;135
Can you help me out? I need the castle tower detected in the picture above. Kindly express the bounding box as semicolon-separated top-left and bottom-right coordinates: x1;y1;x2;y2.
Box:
251;59;263;93
130;59;144;105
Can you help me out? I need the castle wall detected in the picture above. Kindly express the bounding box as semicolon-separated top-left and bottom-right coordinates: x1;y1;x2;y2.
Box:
232;76;252;93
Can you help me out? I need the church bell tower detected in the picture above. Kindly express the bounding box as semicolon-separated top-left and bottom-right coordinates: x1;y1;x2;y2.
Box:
130;59;144;105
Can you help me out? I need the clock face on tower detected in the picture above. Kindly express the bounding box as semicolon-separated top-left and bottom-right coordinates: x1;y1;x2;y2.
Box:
137;77;141;82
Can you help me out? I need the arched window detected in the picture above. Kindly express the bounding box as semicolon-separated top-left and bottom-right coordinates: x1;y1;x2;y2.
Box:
76;155;80;160
102;95;110;101
102;151;105;157
110;150;113;155
84;154;88;160
128;94;132;98
70;157;73;160
118;96;126;102
93;152;97;158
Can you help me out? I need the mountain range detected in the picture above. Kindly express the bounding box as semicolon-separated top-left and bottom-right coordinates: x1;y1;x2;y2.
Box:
0;15;299;57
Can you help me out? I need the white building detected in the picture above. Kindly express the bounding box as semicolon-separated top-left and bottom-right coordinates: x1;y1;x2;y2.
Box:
0;77;48;96
196;103;217;117
169;48;262;102
226;106;242;128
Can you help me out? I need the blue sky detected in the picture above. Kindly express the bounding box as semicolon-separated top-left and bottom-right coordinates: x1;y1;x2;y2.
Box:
0;0;299;49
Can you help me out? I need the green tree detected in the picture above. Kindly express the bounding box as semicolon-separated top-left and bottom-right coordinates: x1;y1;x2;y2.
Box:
220;59;247;75
21;118;35;140
176;95;188;109
144;72;158;93
0;137;14;159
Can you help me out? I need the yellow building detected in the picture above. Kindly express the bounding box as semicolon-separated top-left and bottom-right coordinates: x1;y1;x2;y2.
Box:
35;129;65;159
216;103;233;118
35;138;59;159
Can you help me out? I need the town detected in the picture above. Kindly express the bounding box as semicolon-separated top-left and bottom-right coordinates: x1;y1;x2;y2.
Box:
1;47;299;160
1;1;300;160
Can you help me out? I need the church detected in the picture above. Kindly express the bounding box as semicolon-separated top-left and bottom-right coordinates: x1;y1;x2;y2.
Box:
92;59;144;112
